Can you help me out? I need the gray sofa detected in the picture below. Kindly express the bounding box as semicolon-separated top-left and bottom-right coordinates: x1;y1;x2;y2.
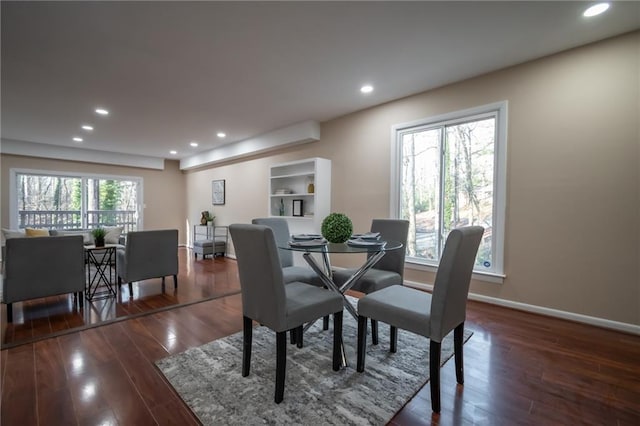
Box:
1;226;124;260
2;235;86;322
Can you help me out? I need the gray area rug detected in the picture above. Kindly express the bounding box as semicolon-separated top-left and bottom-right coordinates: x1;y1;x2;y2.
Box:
156;301;473;425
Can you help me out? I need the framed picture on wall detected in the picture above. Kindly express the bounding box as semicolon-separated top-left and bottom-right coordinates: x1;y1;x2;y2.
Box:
292;199;304;216
212;179;225;205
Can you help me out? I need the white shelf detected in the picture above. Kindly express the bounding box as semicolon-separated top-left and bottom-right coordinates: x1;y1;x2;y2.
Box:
271;172;314;179
269;157;331;234
270;215;314;220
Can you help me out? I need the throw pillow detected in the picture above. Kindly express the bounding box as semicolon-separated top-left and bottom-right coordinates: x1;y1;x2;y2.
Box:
104;226;123;244
1;228;25;240
55;229;93;245
25;227;50;237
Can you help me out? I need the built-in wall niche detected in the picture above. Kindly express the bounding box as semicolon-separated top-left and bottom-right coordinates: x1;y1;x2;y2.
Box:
268;157;331;235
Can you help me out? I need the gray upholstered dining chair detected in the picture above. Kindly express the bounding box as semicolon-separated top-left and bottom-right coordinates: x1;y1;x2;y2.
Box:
355;226;484;413
229;223;344;404
117;229;179;296
251;217;318;285
332;219;409;343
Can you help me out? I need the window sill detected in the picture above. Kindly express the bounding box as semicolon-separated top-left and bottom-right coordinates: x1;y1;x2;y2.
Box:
405;261;505;284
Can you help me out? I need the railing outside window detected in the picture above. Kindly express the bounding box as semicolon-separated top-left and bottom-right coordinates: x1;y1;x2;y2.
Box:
12;170;143;234
19;210;137;233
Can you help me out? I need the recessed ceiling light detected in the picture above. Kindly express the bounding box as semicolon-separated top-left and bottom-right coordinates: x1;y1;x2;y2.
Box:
95;108;109;115
360;85;374;94
169;150;177;155
81;125;94;131
583;3;610;17
190;141;199;147
217;132;226;138
73;137;83;142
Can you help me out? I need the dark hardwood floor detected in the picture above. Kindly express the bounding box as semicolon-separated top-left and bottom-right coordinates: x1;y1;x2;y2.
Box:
1;248;241;348
1;252;639;425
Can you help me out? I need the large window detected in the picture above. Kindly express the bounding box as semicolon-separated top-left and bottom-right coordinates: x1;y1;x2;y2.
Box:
391;102;507;277
10;169;143;233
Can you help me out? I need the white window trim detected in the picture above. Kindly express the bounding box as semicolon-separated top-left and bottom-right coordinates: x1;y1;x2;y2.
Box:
389;101;508;278
9;168;144;230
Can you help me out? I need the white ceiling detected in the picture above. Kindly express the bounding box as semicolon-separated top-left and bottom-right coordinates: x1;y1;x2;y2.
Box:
2;1;639;162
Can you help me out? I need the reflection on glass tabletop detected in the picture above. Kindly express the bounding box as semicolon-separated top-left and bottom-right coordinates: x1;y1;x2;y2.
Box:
281;239;403;253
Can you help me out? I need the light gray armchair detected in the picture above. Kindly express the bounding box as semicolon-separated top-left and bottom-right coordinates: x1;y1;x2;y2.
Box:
356;226;484;413
332;219;409;343
251;218;318;285
2;235;85;322
229;223;343;403
116;229;178;296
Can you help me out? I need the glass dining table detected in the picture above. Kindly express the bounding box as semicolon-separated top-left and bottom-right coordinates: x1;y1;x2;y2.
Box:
279;239;404;320
280;238;403;367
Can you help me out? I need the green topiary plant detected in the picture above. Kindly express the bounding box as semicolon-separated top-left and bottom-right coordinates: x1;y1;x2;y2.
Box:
321;213;353;243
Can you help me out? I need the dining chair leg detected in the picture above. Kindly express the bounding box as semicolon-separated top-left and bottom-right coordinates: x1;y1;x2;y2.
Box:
242;316;252;377
333;311;343;371
371;319;379;345
390;326;398;353
173;274;178;288
296;325;304;348
290;329;297;345
430;339;442;413
6;303;13;323
356;316;368;372
323;315;329;331
454;322;464;384
275;331;287;403
128;282;133;296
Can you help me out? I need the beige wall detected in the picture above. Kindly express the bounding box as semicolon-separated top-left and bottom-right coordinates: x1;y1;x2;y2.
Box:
186;32;640;325
0;155;187;243
2;32;637;325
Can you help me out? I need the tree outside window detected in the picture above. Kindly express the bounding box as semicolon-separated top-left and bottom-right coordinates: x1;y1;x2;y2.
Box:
393;102;507;276
14;171;141;232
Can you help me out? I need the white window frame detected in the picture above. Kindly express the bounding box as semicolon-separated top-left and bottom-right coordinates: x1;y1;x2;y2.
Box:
9;168;144;231
390;101;507;283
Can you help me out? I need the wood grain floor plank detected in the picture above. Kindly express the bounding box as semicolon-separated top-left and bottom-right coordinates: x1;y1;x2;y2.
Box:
37;386;79;426
77;408;119;426
149;396;200;426
119;318;170;362
100;323;176;409
1;344;37;426
0;345;7;393
34;338;68;393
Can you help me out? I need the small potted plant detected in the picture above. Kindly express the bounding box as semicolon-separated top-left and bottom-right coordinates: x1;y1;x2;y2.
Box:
200;210;215;226
92;227;107;247
321;212;353;243
205;211;215;226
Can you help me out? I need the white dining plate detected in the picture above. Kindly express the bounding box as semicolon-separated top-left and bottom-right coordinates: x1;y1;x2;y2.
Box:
289;239;327;248
347;239;385;247
351;232;381;241
291;233;323;241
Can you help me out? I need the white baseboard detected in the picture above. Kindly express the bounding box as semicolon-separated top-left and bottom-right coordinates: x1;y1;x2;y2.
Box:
405;280;640;336
207;260;640;335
